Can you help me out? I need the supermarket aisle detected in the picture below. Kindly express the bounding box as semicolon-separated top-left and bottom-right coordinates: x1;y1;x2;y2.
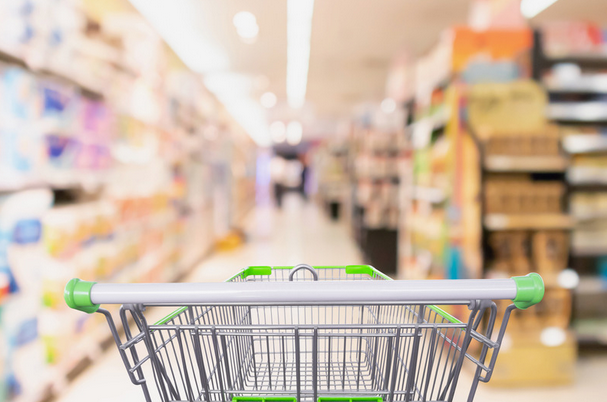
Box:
58;194;364;402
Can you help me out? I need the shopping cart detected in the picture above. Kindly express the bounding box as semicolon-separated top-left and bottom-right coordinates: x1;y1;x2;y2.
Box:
65;264;544;402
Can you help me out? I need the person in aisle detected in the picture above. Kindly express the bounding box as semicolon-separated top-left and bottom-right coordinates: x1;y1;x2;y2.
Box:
299;152;309;201
270;156;286;208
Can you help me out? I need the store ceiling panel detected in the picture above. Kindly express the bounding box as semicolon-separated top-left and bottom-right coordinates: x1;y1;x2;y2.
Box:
185;0;469;126
307;0;469;119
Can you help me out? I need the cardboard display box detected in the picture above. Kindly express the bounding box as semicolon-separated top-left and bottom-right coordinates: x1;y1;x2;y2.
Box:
487;329;576;387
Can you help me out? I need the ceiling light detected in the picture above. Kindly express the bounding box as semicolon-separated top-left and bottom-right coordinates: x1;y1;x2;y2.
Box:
233;11;259;40
286;121;303;145
260;92;277;108
381;98;397;114
270;121;286;143
233;11;256;30
287;0;315;109
129;0;228;72
520;0;559;19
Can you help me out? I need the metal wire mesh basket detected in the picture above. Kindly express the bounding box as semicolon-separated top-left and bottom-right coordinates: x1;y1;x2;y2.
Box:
65;264;544;402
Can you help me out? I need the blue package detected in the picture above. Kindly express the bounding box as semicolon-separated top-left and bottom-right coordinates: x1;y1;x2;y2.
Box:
12;219;41;244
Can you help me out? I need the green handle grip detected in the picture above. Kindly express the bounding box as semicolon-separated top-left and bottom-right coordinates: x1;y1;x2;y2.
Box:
64;278;99;314
512;273;544;309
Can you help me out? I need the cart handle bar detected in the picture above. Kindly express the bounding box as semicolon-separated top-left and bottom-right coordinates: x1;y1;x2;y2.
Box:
65;273;543;314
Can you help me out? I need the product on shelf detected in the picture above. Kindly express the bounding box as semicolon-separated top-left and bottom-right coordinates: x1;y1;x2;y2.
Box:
484;127;561;156
485;175;565;215
568;154;607;184
489;231;532;276
570;192;607;219
532;231;570;281
0;1;257;400
541;21;607;57
468;81;548;135
0;189;53;400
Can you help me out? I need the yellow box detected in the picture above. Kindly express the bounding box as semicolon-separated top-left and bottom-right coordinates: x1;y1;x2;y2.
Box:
488;329;576;387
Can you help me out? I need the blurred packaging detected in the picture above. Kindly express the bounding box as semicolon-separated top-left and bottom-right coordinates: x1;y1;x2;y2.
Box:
485;175;565;215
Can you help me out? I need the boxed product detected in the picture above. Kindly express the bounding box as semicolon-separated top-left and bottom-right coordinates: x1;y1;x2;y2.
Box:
485;175;565;214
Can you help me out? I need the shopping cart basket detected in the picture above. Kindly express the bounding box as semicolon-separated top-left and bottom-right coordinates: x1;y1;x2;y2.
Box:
65;264;544;402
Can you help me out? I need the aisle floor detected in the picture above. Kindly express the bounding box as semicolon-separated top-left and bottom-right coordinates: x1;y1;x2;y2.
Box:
58;195;604;402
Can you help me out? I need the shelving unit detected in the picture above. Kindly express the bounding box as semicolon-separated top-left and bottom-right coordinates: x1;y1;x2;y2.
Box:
483;155;569;172
400;100;450;279
484;213;575;230
346;115;406;276
411;186;445;203
547;102;607;122
0;49;104;100
545;74;607;94
0;3;257;402
563;133;607;153
397;26;580;385
533;27;607;346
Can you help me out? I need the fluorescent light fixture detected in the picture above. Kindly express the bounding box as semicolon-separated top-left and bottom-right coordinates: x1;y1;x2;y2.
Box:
270;121;286;143
233;11;259;40
381;98;396;114
260;92;277;108
286;121;303;145
287;0;315;109
205;73;271;147
520;0;559;19
129;0;228;72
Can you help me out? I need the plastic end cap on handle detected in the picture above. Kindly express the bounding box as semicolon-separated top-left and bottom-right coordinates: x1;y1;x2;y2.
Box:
64;278;100;314
512;273;545;309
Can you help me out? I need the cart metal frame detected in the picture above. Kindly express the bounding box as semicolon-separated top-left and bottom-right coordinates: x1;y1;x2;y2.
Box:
65;264;544;402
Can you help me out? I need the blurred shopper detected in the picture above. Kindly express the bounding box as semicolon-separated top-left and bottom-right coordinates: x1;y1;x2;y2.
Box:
270;156;286;208
299;153;309;201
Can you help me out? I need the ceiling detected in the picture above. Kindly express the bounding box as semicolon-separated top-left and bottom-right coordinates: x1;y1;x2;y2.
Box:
184;0;471;137
126;0;607;142
307;0;470;120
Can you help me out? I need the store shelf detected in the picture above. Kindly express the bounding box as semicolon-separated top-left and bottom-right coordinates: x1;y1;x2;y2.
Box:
545;74;607;94
575;276;607;295
567;166;607;185
411;186;445;203
544;53;607;69
484;213;575;230
409;107;450;136
563;134;607;153
573;318;607;345
0;177;106;194
572;211;607;222
571;244;607;257
483;155;568;172
0;49;104;99
547;102;607;122
430;107;450;130
40;243;210;401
